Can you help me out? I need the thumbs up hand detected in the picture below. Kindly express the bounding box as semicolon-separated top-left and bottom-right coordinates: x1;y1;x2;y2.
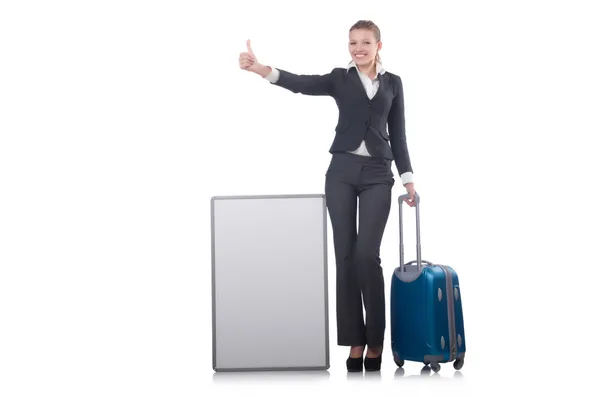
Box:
239;39;259;72
239;39;273;78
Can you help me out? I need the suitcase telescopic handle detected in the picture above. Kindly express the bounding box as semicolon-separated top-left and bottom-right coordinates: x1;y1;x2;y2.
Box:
398;192;423;272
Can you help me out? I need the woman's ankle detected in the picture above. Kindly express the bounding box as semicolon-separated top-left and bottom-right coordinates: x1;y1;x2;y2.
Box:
349;345;365;358
366;346;383;358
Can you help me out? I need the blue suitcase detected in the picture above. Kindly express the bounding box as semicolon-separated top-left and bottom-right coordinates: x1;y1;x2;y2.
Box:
390;193;466;372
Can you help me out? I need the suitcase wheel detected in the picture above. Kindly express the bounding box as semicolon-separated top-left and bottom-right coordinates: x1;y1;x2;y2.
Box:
430;362;441;373
453;357;464;370
394;358;404;368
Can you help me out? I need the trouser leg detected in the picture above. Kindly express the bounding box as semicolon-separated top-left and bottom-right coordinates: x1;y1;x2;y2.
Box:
355;162;394;348
324;159;365;346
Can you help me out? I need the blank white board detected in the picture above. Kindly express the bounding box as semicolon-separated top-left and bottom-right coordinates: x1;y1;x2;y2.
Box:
211;194;329;371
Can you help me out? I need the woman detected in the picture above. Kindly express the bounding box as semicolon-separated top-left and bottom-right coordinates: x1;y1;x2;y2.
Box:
238;20;416;372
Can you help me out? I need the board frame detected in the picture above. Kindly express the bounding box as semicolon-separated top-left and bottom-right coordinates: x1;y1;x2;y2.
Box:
210;194;330;372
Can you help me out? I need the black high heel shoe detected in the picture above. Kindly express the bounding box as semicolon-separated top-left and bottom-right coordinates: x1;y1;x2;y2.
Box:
364;348;383;371
364;355;382;371
346;356;363;372
346;346;365;372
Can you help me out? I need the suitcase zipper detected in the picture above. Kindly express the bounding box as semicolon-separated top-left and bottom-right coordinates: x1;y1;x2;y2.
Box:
439;265;457;361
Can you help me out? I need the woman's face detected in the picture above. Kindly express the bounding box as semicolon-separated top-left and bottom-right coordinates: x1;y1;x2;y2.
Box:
348;28;381;66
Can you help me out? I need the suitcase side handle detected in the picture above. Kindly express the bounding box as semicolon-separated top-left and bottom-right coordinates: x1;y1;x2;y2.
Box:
398;192;422;273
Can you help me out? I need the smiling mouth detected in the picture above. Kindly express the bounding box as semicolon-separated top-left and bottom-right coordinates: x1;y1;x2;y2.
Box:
355;54;367;58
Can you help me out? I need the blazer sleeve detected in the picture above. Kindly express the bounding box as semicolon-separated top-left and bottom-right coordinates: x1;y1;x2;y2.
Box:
265;67;335;96
388;75;413;176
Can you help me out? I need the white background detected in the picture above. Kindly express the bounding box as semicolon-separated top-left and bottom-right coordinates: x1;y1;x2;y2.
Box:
1;0;599;396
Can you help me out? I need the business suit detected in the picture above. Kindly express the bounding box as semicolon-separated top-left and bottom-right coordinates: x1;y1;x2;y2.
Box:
265;62;413;348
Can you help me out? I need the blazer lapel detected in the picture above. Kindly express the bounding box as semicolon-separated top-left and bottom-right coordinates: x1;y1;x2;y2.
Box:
372;72;388;101
347;68;367;95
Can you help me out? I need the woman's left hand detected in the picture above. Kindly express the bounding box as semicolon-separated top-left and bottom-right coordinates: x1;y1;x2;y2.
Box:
403;183;417;207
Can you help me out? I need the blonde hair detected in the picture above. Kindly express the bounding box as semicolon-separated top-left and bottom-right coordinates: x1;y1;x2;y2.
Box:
350;20;382;64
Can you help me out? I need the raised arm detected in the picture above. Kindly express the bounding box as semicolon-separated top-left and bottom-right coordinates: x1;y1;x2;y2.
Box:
262;67;334;96
239;39;334;96
387;75;414;185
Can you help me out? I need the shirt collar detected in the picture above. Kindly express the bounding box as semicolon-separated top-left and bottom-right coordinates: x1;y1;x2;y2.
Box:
347;60;386;76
